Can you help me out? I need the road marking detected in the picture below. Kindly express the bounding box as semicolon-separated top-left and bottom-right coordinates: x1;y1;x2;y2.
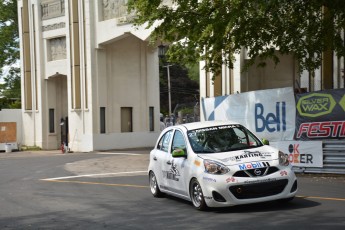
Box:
41;174;345;202
96;152;141;156
41;171;147;181
42;179;149;188
297;195;345;202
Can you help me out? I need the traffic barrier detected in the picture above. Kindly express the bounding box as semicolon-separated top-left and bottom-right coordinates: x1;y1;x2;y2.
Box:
293;140;345;174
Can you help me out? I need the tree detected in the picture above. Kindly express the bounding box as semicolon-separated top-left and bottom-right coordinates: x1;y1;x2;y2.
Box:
0;0;20;109
185;63;199;82
0;0;19;69
0;67;21;109
128;0;345;74
159;63;199;116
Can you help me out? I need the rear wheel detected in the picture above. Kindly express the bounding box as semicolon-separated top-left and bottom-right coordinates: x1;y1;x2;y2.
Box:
190;178;208;211
149;171;163;197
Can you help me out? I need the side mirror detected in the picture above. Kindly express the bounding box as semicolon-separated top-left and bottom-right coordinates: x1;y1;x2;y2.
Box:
172;148;187;158
262;139;269;145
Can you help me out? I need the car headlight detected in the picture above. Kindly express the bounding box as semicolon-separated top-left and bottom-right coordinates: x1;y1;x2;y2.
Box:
204;159;230;175
279;151;289;166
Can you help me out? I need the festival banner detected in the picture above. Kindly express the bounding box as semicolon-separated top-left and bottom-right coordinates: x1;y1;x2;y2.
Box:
202;87;296;141
295;88;345;140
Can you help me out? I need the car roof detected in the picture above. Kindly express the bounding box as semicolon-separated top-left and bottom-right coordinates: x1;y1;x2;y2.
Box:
178;120;241;131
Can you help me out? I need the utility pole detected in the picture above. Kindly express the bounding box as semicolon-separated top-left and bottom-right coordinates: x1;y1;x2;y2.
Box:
163;64;173;116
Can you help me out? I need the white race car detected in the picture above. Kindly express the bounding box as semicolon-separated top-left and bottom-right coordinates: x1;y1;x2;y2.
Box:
148;120;297;210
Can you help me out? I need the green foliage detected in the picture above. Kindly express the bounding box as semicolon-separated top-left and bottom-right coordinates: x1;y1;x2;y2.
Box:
0;0;19;68
159;64;199;115
0;67;21;109
20;145;42;151
178;107;193;115
185;63;199;82
0;0;20;109
128;0;345;74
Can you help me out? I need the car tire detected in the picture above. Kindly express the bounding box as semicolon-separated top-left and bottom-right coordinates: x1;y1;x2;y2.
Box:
149;171;163;197
190;178;208;211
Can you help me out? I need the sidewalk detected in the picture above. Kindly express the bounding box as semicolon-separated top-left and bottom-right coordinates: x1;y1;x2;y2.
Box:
0;149;62;158
65;152;150;176
0;148;151;176
0;147;152;157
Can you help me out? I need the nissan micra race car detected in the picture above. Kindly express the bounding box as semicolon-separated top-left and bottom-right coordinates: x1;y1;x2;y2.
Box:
148;121;297;210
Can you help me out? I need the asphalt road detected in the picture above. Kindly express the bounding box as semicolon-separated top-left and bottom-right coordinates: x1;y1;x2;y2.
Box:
0;149;344;230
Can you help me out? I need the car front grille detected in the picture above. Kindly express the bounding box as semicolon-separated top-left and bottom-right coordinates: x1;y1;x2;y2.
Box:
233;166;279;177
229;179;288;199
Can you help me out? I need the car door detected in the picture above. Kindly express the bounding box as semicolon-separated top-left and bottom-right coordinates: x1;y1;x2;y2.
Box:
152;129;174;191
163;129;189;197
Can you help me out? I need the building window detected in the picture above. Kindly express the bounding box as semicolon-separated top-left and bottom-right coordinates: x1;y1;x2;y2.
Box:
121;107;132;132
149;107;154;131
100;107;106;133
49;109;55;133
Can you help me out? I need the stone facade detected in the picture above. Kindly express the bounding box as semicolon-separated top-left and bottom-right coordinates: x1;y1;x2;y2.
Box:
18;0;160;151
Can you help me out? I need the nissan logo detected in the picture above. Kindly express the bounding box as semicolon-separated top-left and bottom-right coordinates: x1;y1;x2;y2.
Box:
254;168;262;176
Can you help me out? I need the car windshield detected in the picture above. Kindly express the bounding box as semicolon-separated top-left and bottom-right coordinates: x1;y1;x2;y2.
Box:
187;124;263;153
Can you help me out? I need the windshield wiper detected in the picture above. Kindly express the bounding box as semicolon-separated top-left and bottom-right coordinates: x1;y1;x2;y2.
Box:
230;147;249;151
196;150;215;153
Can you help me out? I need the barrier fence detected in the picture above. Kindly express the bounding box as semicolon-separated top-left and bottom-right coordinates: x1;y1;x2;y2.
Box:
293;140;345;175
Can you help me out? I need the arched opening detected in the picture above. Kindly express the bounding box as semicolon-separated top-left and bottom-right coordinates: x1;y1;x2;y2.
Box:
46;73;68;149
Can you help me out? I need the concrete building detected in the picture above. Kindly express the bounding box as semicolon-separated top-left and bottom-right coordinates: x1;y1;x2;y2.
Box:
200;48;344;101
18;0;161;152
17;1;343;150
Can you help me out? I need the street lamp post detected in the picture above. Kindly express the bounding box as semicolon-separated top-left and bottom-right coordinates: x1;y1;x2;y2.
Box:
158;44;173;116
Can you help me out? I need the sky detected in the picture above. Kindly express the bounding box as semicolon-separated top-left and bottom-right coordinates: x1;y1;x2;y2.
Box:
0;66;10;83
0;62;20;84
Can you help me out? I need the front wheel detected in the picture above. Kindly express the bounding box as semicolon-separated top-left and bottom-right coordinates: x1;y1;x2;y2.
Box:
190;178;208;211
149;171;163;197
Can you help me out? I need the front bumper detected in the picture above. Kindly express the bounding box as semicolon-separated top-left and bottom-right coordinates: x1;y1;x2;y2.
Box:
199;169;298;208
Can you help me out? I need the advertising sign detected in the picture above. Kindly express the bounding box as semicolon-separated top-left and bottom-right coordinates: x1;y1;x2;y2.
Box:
202;87;296;141
270;141;323;168
295;88;345;140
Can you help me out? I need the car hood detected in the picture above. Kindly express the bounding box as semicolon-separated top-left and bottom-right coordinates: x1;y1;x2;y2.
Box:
197;145;278;166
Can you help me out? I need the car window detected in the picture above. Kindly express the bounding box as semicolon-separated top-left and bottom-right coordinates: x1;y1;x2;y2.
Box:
171;130;187;153
187;124;262;153
157;130;173;152
233;127;260;147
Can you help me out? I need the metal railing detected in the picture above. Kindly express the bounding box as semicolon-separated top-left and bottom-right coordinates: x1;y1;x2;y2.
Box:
293;140;345;175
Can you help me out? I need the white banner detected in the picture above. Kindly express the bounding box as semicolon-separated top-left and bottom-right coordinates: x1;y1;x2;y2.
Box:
270;141;323;168
201;87;296;141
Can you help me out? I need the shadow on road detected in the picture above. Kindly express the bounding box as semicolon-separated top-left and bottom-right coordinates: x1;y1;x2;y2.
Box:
160;194;320;213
